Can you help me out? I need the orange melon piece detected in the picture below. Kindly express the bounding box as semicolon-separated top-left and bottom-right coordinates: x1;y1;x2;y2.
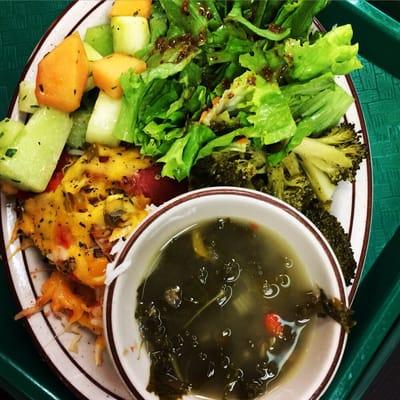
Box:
36;32;89;113
110;0;152;18
92;53;147;98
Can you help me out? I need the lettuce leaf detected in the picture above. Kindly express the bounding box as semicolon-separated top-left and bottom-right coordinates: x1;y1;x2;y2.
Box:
268;80;354;165
200;71;296;146
284;24;362;81
273;0;329;39
113;41;199;152
159;0;221;37
226;0;290;41
159;124;215;181
239;25;361;83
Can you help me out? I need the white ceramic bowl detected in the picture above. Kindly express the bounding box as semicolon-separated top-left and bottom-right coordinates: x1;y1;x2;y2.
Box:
104;188;348;400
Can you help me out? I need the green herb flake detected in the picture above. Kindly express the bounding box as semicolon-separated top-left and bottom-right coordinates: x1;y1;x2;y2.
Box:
5;148;17;158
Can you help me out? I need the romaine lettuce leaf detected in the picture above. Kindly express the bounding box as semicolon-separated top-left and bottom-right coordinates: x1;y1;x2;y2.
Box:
196;130;256;161
226;0;290;41
268;82;354;165
273;0;329;39
284;24;362;81
200;71;296;146
239;25;361;82
159;0;221;37
113;40;199;151
159;124;215;181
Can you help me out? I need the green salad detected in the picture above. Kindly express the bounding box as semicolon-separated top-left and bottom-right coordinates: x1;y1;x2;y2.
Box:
112;0;363;182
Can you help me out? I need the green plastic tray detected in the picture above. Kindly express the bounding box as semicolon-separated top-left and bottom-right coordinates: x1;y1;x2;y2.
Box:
0;1;399;399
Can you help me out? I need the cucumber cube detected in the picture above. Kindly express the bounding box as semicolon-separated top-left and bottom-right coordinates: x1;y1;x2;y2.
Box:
18;81;39;114
0;108;72;192
86;91;121;147
83;42;103;62
83;42;102;92
111;16;150;56
0;119;24;150
85;24;113;56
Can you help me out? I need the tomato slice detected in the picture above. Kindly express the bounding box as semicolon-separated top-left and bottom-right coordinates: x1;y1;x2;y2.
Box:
120;165;188;206
45;170;64;192
45;152;71;192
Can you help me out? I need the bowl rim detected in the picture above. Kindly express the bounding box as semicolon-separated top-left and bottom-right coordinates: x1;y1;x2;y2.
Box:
104;187;348;400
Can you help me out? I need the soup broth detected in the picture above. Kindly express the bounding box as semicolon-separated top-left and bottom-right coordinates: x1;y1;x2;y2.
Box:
136;218;315;399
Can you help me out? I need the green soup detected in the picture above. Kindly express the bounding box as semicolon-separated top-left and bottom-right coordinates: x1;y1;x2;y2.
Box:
136;218;315;399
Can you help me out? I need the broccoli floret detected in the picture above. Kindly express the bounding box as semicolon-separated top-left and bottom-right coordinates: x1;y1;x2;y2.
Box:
189;125;364;287
190;148;265;189
190;142;359;286
293;123;367;207
191;124;367;213
303;201;357;285
190;148;314;211
261;153;315;210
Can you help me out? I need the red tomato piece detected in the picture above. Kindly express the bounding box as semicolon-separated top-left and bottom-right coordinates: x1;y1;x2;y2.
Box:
120;165;188;206
45;170;64;192
264;313;284;337
45;152;71;192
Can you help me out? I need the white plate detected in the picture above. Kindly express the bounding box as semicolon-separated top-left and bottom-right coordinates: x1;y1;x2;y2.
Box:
0;1;372;399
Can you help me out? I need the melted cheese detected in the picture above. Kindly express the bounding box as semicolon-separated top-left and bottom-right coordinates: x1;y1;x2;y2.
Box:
18;145;151;287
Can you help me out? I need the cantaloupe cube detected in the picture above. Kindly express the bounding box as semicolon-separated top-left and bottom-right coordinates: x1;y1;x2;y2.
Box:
35;32;89;113
92;53;146;98
110;0;152;18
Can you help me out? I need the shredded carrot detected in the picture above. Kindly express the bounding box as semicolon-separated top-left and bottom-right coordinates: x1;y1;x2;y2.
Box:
15;272;89;323
95;335;106;366
7;239;33;261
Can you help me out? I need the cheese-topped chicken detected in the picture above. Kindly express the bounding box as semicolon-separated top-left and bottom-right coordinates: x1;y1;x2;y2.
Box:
15;144;186;362
18;145;152;287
